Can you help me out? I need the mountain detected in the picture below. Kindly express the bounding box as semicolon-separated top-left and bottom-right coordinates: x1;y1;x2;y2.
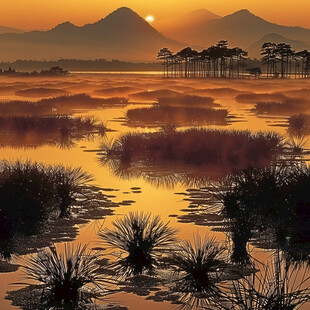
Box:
0;26;23;34
154;9;221;43
153;9;310;55
0;7;184;61
247;33;310;58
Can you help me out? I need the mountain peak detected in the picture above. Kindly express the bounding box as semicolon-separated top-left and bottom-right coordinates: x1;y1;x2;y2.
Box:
105;7;140;19
224;9;258;19
235;9;251;14
223;9;267;25
51;21;76;32
183;9;221;20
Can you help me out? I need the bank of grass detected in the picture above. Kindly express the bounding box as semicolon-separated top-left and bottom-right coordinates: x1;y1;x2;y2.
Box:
99;212;177;276
0;93;128;115
254;100;310;115
235;93;288;104
0;160;103;258
156;94;215;107
126;106;228;127
129;89;182;101
22;244;108;307
288;113;310;135
0;115;107;148
200;165;310;263
102;128;283;169
0;115;106;135
15;87;69;98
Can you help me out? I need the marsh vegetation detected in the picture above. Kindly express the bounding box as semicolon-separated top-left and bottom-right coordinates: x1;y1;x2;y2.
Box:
1;73;310;310
0;115;107;148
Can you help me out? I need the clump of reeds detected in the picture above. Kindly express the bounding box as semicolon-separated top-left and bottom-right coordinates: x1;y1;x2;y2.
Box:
126;106;228;127
0;115;106;135
1;115;106;135
208;165;310;263
224;257;310;309
235;93;288;104
99;212;177;276
288;113;310;136
187;87;247;98
156;94;215;107
0;115;107;148
0;160;96;257
94;86;142;96
254;98;310;115
0;93;128;116
0;161;56;239
101;129;283;170
51;166;94;218
15;87;69;98
22;244;108;307
129;89;182;101
170;235;226;295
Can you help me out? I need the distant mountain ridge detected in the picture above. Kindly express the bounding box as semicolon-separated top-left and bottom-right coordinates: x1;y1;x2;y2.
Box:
0;26;23;35
247;33;310;58
154;9;221;43
1;7;310;61
154;9;310;57
0;7;184;61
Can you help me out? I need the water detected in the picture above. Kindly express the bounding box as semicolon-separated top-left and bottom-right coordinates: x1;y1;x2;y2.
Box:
0;73;310;309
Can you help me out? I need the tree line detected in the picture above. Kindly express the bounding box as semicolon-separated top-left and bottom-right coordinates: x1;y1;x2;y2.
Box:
157;40;310;79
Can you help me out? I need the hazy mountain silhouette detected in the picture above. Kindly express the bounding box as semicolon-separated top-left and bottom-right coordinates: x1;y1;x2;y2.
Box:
154;9;221;42
0;7;184;61
153;9;310;55
247;33;310;58
0;26;23;34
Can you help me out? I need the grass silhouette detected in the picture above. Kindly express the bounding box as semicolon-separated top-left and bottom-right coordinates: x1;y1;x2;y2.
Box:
99;212;177;276
0;160;96;258
170;235;226;295
288;113;310;136
15;87;69;98
0;93;128;116
22;244;109;307
156;94;215;107
101;129;283;169
126;106;228;127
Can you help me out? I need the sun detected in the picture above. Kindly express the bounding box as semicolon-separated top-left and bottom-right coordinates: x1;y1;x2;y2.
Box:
145;15;155;23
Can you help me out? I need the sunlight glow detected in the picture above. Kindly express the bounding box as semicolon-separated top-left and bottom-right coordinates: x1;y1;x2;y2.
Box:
145;15;155;23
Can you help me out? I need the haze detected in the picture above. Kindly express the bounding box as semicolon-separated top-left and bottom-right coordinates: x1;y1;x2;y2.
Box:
3;0;310;30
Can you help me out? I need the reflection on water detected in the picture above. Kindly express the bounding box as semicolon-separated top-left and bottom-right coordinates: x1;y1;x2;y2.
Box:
0;115;107;149
180;164;310;265
99;128;283;188
1;73;310;309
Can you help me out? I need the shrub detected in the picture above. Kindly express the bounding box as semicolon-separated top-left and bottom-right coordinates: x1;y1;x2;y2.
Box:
23;244;107;306
99;212;177;276
170;235;226;294
126;106;228;127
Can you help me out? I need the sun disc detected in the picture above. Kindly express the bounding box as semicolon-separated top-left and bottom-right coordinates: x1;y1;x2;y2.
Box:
145;15;155;23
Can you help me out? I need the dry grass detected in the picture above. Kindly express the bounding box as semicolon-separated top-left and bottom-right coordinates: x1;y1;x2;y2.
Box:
126;106;228;127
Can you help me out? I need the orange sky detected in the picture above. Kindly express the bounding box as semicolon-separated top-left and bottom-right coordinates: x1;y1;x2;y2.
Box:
3;0;310;30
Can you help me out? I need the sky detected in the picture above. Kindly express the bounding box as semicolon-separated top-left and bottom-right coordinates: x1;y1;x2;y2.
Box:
2;0;310;30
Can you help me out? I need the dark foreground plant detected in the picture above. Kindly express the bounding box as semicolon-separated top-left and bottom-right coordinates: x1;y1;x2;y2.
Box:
204;165;310;264
51;166;94;217
23;244;110;307
0;160;97;258
170;235;226;295
99;212;177;276
288;113;310;136
224;256;310;310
